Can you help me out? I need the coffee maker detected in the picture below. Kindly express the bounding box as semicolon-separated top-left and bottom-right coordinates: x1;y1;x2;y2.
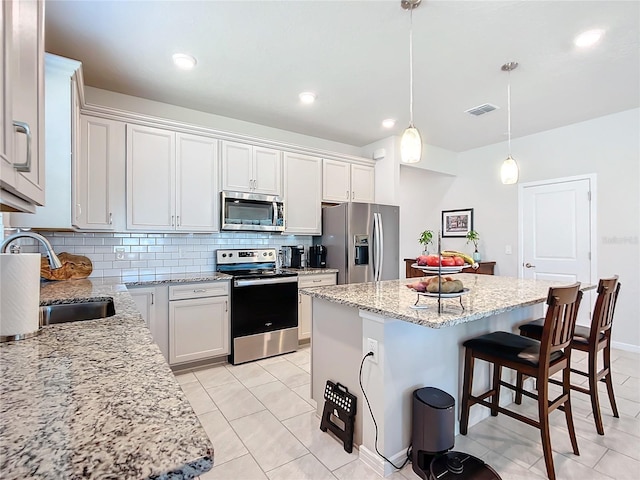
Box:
282;245;305;269
308;245;327;268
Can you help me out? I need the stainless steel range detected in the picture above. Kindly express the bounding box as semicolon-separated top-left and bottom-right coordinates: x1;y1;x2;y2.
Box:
216;248;298;365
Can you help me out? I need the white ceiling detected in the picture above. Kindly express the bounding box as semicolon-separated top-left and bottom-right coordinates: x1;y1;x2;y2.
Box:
45;0;640;153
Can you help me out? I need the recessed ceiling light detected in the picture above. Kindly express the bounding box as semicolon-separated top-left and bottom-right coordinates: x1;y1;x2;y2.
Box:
172;53;197;70
574;29;604;48
382;119;396;128
299;92;317;104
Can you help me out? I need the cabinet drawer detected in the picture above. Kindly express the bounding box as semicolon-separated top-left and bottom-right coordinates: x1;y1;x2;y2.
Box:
169;281;229;300
298;273;337;288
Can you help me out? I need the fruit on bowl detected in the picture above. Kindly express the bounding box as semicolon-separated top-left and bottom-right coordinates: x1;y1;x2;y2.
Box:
416;255;430;266
406;276;464;293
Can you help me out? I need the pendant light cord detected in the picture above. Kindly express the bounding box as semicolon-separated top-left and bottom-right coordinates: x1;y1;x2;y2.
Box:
409;7;414;126
507;69;512;156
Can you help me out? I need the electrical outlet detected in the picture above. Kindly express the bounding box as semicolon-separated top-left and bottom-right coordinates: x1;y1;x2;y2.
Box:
115;247;125;260
505;245;512;255
367;338;378;364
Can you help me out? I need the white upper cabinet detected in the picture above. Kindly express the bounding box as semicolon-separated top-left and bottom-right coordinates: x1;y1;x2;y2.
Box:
0;0;45;211
221;140;281;196
74;115;126;230
322;159;375;204
350;163;375;203
127;124;218;232
127;124;175;230
322;159;351;203
283;152;321;235
175;132;218;231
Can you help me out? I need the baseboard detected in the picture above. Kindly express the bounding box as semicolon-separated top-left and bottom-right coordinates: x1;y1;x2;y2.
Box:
611;340;640;353
359;444;407;477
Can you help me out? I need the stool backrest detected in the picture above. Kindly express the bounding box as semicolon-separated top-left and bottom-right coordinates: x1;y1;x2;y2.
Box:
591;276;620;337
540;283;583;360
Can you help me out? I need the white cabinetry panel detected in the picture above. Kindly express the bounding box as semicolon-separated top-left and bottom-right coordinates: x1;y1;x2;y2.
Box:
129;285;169;361
221;140;281;195
283;152;321;235
253;146;281;195
126;124;175;230
175;133;218;231
74;115;125;230
298;272;337;340
350;164;375;203
322;159;350;203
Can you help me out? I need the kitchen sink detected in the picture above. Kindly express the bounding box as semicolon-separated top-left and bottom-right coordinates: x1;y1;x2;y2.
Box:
40;298;116;325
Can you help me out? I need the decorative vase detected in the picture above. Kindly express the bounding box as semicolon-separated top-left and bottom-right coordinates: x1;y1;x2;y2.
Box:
472;251;481;262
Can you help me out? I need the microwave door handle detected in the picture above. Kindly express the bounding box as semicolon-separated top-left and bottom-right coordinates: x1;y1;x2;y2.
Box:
273;202;278;228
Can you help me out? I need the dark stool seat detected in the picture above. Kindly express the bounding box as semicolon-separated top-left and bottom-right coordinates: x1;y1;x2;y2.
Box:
518;277;621;436
460;283;583;480
463;331;563;367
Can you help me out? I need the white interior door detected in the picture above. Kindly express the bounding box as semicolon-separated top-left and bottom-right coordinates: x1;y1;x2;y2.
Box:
520;176;595;324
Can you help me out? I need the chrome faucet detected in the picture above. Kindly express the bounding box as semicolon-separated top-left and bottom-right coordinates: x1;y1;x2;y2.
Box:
1;232;63;269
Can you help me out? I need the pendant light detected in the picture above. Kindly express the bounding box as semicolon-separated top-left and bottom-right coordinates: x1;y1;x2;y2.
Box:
400;0;422;164
500;62;519;184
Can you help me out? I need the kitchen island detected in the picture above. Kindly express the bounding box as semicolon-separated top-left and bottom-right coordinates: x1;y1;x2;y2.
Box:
0;277;220;480
300;274;594;477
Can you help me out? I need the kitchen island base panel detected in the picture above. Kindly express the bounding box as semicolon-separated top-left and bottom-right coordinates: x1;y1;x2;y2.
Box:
311;298;542;477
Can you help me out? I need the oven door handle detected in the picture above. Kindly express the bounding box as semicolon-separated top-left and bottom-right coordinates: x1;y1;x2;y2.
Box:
234;276;298;287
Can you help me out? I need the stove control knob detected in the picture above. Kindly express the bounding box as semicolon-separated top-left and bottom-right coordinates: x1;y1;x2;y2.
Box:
222;253;227;257
263;252;267;256
229;253;233;257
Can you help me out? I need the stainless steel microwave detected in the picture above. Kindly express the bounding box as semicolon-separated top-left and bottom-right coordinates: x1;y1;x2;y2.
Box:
221;191;285;232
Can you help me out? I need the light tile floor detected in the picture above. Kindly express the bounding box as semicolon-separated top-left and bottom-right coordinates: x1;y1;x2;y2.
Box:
175;345;640;480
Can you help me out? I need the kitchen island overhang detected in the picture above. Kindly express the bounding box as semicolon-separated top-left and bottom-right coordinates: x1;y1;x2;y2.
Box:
301;274;595;477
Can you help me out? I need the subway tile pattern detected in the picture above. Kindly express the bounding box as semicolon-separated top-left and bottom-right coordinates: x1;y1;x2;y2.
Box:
11;231;313;278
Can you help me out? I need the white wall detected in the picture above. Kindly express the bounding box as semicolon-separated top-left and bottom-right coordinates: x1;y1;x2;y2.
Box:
85;86;363;157
399;108;640;349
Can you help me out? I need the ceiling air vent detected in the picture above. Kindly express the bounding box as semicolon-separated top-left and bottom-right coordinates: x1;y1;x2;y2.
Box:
465;103;499;116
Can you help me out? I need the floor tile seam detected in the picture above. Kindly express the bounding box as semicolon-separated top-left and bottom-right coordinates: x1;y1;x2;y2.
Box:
262;451;333;478
596;445;640;466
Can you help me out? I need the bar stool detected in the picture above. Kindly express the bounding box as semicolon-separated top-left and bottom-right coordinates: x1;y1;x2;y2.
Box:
518;276;621;435
460;283;583;480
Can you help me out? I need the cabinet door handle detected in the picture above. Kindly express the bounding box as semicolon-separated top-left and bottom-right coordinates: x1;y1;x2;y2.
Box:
193;289;207;293
109;212;113;225
352;191;355;200
12;121;32;172
224;300;228;312
171;215;175;226
313;279;322;283
346;190;349;200
298;293;302;304
177;215;180;226
151;293;155;305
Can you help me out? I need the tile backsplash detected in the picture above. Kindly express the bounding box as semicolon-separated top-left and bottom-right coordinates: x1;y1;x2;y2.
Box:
8;230;313;278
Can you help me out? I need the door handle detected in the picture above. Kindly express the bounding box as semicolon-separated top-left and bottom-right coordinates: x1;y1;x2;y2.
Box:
346;190;349;200
177;215;180;226
171;215;175;227
12;121;32;172
109;212;113;225
525;263;536;268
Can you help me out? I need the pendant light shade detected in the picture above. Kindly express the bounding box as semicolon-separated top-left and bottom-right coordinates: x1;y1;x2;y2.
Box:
500;61;519;184
401;125;422;164
400;0;422;164
501;155;519;184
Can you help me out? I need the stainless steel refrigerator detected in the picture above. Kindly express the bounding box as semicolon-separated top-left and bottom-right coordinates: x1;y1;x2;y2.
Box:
319;202;399;284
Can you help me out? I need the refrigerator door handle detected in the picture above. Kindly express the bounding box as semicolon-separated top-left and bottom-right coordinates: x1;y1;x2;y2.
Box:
372;213;378;281
378;213;384;281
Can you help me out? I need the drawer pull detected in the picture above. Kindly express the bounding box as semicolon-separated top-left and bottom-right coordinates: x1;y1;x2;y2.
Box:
313;279;322;283
193;289;207;293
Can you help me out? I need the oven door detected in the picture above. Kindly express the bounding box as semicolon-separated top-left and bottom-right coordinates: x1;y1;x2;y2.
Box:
231;276;298;337
221;191;285;232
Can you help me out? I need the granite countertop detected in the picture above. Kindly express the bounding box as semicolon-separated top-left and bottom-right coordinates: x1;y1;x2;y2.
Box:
0;279;214;479
283;267;339;276
299;273;594;329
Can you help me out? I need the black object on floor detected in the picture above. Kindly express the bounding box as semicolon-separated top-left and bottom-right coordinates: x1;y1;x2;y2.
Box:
319;380;357;453
411;387;501;480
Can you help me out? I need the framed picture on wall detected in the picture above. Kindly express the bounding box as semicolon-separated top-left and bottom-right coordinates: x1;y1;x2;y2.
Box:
441;208;474;237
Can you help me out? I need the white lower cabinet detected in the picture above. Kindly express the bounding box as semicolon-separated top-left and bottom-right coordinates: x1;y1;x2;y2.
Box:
128;285;169;361
298;272;337;341
168;282;230;365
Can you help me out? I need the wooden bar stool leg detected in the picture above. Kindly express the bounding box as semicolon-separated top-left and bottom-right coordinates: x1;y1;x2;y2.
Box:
515;372;524;405
563;366;580;455
603;344;620;418
491;364;502;416
587;350;605;435
460;349;474;435
537;374;556;480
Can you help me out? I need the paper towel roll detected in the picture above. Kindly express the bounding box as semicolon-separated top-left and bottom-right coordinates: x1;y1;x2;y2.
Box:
1;253;41;341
